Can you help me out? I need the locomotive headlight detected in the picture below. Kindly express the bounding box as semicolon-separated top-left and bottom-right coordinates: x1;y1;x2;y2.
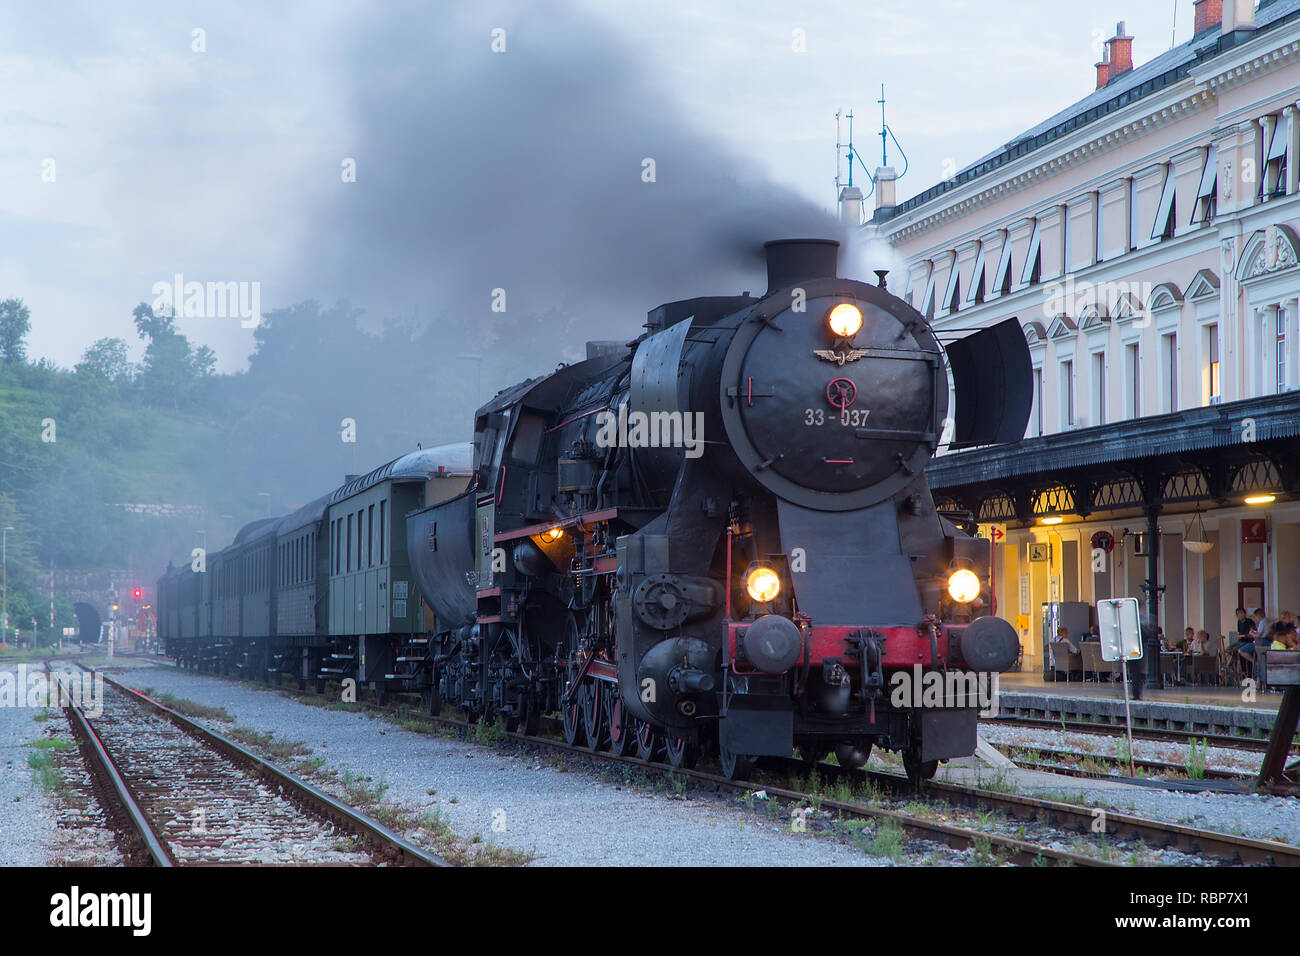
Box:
947;569;981;604
745;566;781;603
827;303;862;338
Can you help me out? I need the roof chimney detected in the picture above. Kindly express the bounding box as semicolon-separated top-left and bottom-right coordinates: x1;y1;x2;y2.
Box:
1223;0;1256;37
1194;0;1223;35
1104;22;1134;80
874;166;898;211
1095;46;1111;90
838;185;863;226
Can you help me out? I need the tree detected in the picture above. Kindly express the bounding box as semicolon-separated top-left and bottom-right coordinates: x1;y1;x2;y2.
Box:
131;302;212;408
76;337;133;382
0;298;31;365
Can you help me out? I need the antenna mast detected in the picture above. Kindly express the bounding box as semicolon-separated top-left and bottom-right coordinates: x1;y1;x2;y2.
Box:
879;84;888;167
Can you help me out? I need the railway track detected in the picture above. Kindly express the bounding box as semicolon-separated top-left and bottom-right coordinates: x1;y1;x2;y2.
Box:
57;664;449;867
984;714;1285;754
989;741;1252;782
130;659;1300;866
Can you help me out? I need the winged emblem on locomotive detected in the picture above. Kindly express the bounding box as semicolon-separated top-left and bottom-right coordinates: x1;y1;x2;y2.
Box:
812;346;869;366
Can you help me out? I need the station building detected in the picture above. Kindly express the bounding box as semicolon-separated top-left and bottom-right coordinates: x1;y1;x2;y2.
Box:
865;0;1300;670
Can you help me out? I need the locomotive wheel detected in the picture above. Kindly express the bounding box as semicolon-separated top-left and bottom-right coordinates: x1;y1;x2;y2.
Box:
903;751;939;784
562;683;587;747
373;683;387;707
798;746;830;767
634;719;660;762
834;742;873;770
719;748;754;782
665;734;698;770
582;681;609;752
605;689;635;756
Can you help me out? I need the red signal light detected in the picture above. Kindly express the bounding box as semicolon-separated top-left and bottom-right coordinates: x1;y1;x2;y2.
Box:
132;588;142;601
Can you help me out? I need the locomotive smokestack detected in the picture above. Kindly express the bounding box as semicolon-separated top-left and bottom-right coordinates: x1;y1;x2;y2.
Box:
763;238;839;294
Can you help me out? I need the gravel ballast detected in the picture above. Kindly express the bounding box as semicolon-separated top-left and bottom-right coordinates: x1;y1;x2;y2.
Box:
110;662;875;866
0;664;60;865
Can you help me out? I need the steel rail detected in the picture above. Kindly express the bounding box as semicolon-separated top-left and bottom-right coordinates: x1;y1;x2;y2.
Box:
55;666;176;867
149;660;1300;866
75;665;451;867
985;714;1282;754
856;769;1300;867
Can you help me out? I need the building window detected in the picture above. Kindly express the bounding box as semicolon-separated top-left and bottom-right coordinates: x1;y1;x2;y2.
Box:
1152;165;1176;241
1126;343;1141;417
1033;367;1043;436
1194;147;1217;224
1092;352;1106;426
1162;333;1178;412
1205;324;1220;404
1265;117;1288;199
1278;308;1287;393
1059;360;1074;428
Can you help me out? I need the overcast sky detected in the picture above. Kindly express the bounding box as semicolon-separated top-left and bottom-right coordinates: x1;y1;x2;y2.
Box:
0;0;1200;372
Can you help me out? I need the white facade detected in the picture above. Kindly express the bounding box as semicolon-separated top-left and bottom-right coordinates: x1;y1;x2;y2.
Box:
869;1;1300;665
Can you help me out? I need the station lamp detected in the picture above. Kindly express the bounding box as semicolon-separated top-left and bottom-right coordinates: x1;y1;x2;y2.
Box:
1244;494;1276;506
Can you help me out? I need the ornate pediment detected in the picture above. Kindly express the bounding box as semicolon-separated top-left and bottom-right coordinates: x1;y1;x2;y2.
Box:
1237;224;1300;282
1022;320;1047;348
1046;314;1078;340
1113;291;1147;324
1078;304;1110;331
1185;268;1220;301
1148;282;1183;312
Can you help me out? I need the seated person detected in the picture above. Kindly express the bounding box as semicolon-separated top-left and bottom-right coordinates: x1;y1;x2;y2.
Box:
1167;627;1193;652
1252;608;1269;639
1057;625;1080;654
1184;629;1208;656
1235;606;1253;639
1231;607;1257;662
1270;621;1299;650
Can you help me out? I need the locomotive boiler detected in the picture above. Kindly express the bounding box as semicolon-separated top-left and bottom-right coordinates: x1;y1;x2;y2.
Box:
405;237;1033;781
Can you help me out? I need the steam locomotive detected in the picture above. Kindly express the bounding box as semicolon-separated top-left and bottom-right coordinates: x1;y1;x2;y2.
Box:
159;237;1031;782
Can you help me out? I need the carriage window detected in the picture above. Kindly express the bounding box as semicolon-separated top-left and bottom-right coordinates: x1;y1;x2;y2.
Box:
368;504;375;567
346;514;353;572
379;500;386;563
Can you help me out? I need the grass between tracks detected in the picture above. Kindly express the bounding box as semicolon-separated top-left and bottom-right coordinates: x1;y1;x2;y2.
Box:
136;687;235;723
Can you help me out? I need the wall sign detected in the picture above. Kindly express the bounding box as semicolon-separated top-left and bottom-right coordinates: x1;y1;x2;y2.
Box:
1028;542;1050;562
1242;518;1268;544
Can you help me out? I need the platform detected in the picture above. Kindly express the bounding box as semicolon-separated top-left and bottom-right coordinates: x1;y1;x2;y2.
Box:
992;672;1281;737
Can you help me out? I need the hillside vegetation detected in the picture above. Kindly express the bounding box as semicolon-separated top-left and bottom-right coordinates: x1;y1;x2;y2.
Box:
0;296;578;645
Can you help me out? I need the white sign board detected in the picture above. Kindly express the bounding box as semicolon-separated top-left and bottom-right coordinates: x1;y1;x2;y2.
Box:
1097;597;1143;662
